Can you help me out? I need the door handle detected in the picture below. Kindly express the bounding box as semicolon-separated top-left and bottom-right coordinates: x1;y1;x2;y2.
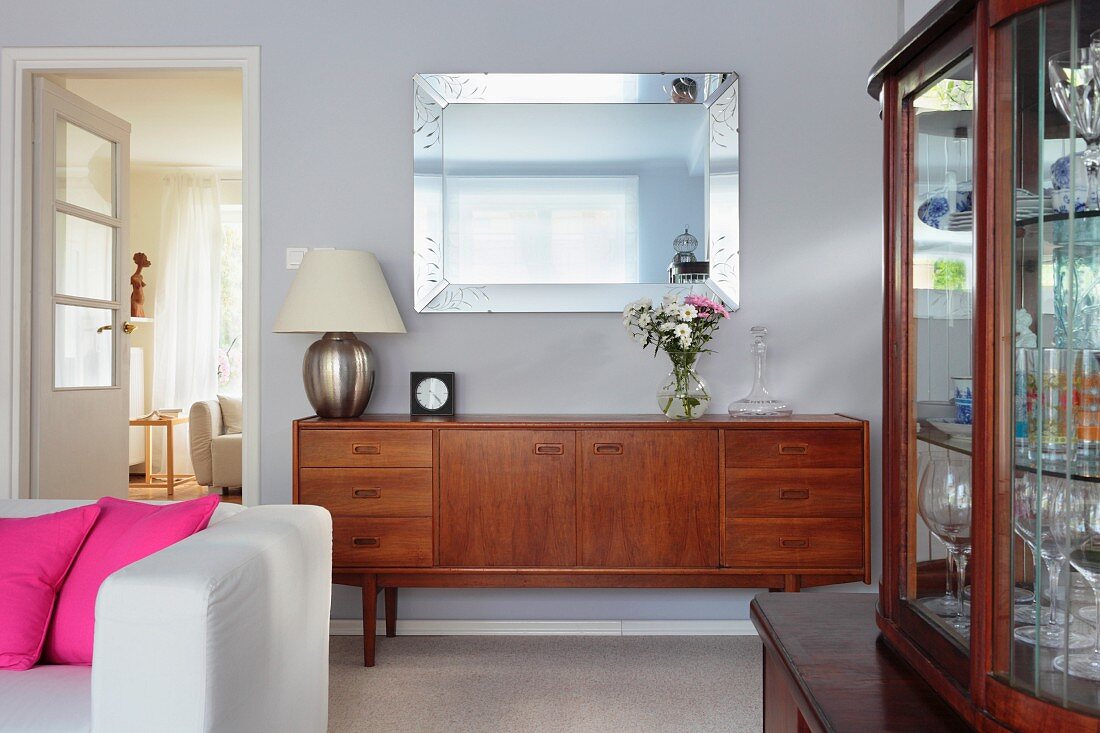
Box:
778;443;808;455
779;538;809;549
593;443;623;455
352;536;380;548
96;323;137;334
534;443;564;455
779;488;810;500
352;443;381;455
353;488;381;499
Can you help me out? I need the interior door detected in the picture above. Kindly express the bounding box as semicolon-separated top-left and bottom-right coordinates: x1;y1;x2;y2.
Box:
439;430;577;567
30;78;131;499
578;430;719;567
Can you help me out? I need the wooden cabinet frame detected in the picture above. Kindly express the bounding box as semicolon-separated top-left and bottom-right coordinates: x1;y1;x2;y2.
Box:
872;0;1100;729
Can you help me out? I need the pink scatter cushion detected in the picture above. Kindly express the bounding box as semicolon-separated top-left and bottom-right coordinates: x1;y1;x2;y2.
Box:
43;494;220;665
0;505;101;670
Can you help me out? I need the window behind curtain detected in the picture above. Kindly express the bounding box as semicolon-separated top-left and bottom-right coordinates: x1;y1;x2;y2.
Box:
444;176;639;284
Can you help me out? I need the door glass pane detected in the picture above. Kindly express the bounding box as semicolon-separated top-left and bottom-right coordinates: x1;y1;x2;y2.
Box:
54;304;113;388
55;118;114;216
1006;0;1100;711
55;213;114;301
908;53;975;652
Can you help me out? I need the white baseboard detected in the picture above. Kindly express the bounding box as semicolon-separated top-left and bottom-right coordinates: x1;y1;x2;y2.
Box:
329;619;758;637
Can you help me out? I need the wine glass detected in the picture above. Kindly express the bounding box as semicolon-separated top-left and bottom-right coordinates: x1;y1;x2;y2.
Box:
1048;39;1100;210
917;453;961;618
1013;474;1091;648
1052;479;1100;679
918;455;973;631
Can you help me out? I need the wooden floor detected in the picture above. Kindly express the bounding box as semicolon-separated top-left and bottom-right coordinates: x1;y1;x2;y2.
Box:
128;475;242;504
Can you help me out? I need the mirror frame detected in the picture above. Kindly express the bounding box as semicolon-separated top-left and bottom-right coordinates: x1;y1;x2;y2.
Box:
413;73;739;313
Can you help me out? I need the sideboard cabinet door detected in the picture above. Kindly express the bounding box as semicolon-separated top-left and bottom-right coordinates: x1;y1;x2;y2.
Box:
439;430;577;567
578;430;719;567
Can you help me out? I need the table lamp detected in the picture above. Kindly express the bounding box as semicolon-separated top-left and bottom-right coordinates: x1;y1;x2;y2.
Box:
274;250;406;418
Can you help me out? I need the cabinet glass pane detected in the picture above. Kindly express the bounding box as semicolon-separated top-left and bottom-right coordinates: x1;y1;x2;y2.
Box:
55;213;114;301
54;304;113;388
907;54;975;652
1005;0;1100;712
55;118;114;217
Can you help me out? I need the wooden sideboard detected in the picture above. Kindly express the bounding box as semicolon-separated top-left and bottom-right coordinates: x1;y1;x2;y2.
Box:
292;414;870;666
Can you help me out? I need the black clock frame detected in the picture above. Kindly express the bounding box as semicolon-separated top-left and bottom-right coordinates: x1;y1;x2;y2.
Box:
410;371;455;416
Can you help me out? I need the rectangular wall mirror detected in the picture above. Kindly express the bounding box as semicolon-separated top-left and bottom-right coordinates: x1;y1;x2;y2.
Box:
413;73;739;312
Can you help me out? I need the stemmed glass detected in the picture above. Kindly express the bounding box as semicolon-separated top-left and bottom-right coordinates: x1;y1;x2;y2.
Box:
1048;33;1100;210
918;455;973;632
1052;479;1100;679
1013;474;1091;648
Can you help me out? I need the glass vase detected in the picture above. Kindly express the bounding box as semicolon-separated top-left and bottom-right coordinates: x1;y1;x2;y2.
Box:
658;351;710;420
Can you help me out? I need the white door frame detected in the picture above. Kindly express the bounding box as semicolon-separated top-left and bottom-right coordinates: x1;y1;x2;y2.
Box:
0;47;261;506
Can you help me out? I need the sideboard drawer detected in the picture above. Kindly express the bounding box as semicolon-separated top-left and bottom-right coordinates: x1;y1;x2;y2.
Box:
725;429;862;469
299;429;433;468
726;468;863;518
333;518;433;567
724;518;863;568
299;468;432;517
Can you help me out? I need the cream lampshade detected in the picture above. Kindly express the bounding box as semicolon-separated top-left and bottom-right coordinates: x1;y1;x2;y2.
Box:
274;250;406;418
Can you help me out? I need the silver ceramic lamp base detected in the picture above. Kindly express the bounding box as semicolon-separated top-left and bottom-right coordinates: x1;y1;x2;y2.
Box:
303;332;375;418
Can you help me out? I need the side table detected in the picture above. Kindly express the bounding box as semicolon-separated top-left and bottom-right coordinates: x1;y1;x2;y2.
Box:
130;416;193;497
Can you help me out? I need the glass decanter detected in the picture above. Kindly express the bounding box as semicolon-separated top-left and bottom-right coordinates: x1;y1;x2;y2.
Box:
728;326;792;417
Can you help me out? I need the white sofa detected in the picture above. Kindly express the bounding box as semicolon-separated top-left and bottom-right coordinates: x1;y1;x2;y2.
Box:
0;499;332;733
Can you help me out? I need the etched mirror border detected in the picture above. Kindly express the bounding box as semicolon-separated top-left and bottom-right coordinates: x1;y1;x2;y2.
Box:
413;73;739;313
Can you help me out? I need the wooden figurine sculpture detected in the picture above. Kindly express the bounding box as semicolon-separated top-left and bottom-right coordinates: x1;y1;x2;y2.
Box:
130;252;150;318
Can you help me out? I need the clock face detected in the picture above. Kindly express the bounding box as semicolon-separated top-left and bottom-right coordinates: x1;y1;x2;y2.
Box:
415;377;449;411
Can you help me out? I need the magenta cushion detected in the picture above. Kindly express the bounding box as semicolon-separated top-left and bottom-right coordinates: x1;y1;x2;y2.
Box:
0;505;101;670
43;495;220;665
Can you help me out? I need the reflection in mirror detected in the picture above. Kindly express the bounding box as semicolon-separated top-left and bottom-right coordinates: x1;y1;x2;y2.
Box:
413;73;738;312
908;53;975;653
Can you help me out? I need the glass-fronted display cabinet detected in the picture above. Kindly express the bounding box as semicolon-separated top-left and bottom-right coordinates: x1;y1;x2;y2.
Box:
873;0;1100;728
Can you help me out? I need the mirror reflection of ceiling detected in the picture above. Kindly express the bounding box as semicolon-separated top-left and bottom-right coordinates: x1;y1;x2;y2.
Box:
57;71;243;169
444;104;708;171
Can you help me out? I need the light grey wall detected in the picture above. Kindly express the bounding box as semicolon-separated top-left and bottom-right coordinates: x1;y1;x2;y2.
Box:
905;0;942;32
1;0;897;622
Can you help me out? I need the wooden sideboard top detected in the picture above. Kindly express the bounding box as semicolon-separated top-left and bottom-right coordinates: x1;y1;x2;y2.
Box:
296;413;864;429
751;593;971;732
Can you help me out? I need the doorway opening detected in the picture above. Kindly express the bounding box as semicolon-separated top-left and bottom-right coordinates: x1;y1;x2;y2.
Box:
0;48;260;505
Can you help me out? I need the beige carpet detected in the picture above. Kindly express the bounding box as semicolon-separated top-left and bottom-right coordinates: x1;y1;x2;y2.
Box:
328;635;763;733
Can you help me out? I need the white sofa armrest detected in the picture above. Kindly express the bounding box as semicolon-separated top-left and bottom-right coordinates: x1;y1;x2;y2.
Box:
90;505;333;733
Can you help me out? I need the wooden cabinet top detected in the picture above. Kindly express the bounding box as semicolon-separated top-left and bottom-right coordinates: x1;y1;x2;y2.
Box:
295;413;864;429
752;593;971;732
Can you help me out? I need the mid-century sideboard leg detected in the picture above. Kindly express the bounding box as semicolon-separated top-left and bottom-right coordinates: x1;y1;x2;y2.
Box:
385;587;398;637
362;573;377;667
783;574;801;593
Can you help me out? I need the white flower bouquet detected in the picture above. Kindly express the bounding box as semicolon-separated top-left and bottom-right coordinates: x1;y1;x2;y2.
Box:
622;294;729;419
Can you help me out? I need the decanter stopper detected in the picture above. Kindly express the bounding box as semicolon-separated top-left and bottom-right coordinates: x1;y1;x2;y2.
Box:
728;326;793;417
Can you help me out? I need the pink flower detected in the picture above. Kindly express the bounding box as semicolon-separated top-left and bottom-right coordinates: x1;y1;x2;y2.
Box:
683;294;730;319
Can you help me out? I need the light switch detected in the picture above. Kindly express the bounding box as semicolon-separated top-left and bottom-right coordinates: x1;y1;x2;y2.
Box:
286;248;308;270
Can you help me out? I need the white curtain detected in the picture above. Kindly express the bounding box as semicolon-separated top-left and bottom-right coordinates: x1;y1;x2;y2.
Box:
152;171;222;473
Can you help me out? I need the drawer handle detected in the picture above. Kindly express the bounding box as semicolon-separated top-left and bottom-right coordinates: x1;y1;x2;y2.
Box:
779;537;809;549
535;443;564;455
593;443;623;455
353;488;381;499
779;488;810;500
778;443;808;455
352;536;380;548
352;443;381;455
